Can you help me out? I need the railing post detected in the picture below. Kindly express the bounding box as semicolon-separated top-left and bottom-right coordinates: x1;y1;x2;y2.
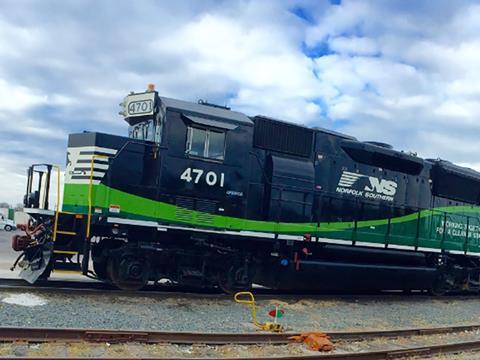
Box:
441;212;447;251
465;216;470;254
353;199;359;242
52;165;61;242
386;215;391;247
414;210;421;249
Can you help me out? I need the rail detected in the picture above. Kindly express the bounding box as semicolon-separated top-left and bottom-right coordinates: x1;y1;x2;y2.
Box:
1;324;480;359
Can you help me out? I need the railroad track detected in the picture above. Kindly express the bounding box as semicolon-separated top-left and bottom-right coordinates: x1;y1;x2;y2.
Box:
0;277;223;296
1;324;480;359
1;277;470;299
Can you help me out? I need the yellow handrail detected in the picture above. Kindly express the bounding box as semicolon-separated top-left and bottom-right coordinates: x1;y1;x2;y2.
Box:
87;155;109;239
52;164;61;241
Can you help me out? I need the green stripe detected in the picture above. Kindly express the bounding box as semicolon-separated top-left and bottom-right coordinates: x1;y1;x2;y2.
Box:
62;183;480;253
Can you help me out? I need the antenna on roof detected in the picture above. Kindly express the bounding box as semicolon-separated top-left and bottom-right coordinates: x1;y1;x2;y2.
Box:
198;99;230;110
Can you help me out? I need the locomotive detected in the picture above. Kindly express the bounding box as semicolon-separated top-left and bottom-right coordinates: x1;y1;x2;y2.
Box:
12;85;480;294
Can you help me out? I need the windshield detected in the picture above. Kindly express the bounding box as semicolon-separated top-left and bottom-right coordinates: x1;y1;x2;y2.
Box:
129;120;155;141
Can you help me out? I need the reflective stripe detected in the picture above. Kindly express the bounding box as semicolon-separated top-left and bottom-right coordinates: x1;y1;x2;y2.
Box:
356;241;386;248
387;244;415;251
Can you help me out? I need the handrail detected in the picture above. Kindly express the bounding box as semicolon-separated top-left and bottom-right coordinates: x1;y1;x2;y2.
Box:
51;164;61;241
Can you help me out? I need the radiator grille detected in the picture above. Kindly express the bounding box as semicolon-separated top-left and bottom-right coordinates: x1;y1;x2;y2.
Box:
253;116;314;158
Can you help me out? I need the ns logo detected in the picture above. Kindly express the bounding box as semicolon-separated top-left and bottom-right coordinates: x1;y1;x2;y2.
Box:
337;171;398;196
364;177;397;196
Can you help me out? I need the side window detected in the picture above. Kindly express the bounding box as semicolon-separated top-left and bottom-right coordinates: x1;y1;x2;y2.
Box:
186;127;225;161
187;127;207;156
207;130;225;160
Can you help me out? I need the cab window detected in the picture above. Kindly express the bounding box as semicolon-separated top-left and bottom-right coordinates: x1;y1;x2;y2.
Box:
129;120;155;141
186;127;225;161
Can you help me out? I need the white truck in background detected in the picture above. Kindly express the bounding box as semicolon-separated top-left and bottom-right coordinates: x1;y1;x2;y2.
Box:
0;214;16;231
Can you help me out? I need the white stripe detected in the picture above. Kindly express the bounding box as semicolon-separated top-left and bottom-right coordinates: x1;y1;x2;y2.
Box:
339;179;358;183
341;175;361;180
356;241;386;248
74;163;109;170
76;154;111;160
447;250;465;255
239;231;275;239
67;179;102;185
73;146;117;154
277;234;304;241
387;244;415;250
417;247;441;253
467;252;480;257
70;171;106;178
107;217;158;227
317;238;353;245
106;217;275;238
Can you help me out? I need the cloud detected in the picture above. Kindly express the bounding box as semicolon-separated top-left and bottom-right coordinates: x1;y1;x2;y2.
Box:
1;0;480;205
328;36;379;56
304;0;480;169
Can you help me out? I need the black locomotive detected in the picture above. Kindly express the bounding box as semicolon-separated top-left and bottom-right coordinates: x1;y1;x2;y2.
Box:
13;85;480;294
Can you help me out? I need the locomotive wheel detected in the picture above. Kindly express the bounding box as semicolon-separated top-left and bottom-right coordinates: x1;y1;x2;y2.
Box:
92;239;123;281
218;264;253;294
107;254;150;291
430;271;452;296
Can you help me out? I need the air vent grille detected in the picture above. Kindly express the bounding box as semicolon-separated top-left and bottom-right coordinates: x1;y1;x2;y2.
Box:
175;197;194;222
195;199;216;225
253;116;313;158
175;197;217;225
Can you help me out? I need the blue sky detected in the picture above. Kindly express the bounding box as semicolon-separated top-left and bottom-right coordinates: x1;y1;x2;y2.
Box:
1;0;480;204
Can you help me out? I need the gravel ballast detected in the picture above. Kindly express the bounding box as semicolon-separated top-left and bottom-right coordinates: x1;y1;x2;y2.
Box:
2;288;480;333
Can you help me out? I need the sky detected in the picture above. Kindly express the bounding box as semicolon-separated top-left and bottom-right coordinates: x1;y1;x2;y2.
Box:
1;0;480;205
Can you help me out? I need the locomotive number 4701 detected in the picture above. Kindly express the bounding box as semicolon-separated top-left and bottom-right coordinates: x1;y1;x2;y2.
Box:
180;167;225;187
